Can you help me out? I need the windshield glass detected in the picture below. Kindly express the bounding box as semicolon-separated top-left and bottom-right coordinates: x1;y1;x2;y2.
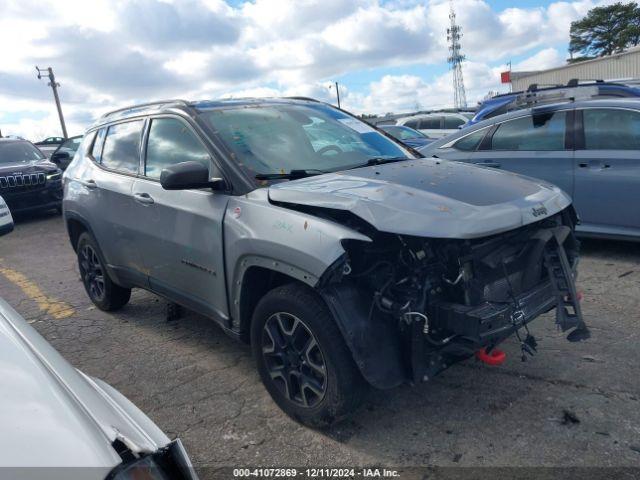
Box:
383;126;426;140
0;142;45;164
57;136;83;155
201;103;413;176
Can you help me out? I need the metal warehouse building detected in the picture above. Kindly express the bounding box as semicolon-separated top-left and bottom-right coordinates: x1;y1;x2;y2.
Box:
507;47;640;91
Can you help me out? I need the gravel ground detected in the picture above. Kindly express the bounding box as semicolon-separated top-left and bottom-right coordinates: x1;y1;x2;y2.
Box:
1;212;639;478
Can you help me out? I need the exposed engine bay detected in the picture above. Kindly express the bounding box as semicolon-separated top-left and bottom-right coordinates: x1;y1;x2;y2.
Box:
315;206;590;388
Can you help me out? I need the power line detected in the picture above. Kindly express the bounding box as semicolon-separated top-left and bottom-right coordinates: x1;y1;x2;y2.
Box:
35;66;68;138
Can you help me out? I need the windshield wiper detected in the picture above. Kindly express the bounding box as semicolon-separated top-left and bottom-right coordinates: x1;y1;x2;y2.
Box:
348;156;410;170
255;169;327;180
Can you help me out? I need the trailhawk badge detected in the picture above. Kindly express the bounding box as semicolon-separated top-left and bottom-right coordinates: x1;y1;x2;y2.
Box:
532;205;548;217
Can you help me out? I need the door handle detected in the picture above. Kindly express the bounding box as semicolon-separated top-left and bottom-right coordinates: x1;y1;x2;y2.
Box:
133;192;154;205
81;179;97;189
478;161;501;168
579;162;611;169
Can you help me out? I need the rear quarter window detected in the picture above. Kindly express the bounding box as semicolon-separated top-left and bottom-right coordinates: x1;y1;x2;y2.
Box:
453;128;488;151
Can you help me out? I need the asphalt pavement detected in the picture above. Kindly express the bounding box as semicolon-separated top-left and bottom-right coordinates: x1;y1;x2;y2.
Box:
0;212;639;477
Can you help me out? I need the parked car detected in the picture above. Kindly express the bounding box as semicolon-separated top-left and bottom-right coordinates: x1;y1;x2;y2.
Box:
0;215;198;479
395;112;471;139
35;136;66;157
35;136;65;146
420;98;640;241
51;135;83;170
63;98;588;427
0;138;63;214
379;125;435;149
469;80;640;127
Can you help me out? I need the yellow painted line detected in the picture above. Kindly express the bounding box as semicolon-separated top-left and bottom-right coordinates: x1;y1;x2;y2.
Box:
0;263;75;319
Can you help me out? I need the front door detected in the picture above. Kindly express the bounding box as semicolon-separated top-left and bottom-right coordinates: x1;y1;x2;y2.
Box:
468;109;575;197
131;116;230;321
573;107;640;236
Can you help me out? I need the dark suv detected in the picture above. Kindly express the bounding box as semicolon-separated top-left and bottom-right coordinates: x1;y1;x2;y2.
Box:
63;98;588;426
0;138;63;214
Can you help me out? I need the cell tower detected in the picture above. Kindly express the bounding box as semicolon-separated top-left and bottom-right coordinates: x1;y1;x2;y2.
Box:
447;0;467;109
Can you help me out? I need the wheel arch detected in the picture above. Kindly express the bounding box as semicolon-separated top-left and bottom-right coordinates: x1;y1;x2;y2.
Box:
64;211;94;252
235;261;316;343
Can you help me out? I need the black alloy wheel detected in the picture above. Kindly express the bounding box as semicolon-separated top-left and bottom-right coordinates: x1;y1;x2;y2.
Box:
261;312;327;408
79;243;105;302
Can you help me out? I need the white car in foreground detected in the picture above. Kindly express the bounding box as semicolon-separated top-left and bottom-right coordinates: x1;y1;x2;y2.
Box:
0;195;12;236
0;209;198;480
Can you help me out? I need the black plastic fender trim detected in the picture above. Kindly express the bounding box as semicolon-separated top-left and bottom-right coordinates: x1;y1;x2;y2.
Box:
318;282;407;389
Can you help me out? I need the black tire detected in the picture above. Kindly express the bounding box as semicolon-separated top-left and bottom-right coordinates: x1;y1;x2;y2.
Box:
251;283;366;427
77;232;131;311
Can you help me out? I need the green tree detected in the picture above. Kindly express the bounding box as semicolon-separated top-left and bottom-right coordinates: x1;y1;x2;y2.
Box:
569;2;640;59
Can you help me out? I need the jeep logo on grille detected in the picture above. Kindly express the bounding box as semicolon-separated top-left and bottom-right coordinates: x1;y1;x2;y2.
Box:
531;206;548;217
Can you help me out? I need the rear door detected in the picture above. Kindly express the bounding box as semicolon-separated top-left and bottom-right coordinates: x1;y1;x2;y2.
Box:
131;116;231;321
88;120;147;285
467;109;575;197
573;107;640;235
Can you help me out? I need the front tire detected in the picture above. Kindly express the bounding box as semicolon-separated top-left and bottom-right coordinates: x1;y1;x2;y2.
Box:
77;232;131;311
251;283;366;427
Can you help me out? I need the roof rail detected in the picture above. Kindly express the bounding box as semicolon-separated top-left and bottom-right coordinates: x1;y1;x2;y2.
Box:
99;99;191;120
509;85;600;112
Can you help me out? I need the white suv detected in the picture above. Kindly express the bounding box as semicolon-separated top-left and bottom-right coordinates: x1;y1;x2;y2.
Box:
396;112;472;139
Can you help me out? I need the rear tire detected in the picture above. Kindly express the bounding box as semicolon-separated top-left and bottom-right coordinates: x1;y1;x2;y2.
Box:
77;232;131;311
251;283;366;427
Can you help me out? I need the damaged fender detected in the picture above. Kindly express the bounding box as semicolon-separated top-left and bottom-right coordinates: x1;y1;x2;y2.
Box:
223;189;371;331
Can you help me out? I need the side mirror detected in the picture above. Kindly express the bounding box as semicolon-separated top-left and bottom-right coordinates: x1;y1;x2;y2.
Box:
160;161;226;191
0;196;14;237
50;151;70;164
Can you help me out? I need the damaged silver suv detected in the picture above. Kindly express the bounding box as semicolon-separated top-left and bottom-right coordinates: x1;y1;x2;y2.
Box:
63;98;589;427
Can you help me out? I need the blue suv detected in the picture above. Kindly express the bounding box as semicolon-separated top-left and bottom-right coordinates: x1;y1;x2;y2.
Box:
468;81;640;127
421;98;640;241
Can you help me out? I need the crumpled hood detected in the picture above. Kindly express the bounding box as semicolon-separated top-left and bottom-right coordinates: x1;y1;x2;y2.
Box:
0;298;169;470
268;158;572;239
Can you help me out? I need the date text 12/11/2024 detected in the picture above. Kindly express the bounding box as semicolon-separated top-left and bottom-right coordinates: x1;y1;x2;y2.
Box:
232;468;401;478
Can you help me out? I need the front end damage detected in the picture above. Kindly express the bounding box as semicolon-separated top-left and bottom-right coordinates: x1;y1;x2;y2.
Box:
317;206;589;389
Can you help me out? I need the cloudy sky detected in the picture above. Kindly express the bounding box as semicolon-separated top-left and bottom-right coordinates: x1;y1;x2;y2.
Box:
0;0;618;139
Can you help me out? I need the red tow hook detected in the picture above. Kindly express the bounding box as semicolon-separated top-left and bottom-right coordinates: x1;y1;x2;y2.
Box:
476;348;506;366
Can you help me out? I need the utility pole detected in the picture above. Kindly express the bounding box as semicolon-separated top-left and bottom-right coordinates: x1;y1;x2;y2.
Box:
36;66;68;138
329;81;341;109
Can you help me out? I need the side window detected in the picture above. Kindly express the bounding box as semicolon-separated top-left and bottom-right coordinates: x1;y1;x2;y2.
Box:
453;128;488;152
145;118;212;180
583;109;640;150
101;121;144;174
422;117;442;129
490;112;567;151
91;128;106;162
444;116;466;129
404;119;420;129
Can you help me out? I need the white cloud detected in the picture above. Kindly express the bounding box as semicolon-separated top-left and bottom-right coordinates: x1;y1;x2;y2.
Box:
514;47;564;71
0;0;621;138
